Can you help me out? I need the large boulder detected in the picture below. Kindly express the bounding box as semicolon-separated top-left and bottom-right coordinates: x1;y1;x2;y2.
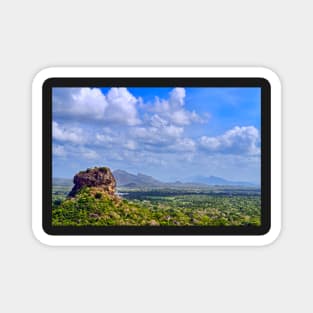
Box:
68;167;116;197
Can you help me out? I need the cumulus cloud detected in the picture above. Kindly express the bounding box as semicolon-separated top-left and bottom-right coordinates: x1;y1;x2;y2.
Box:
53;87;140;126
105;88;140;126
152;88;204;126
133;119;183;146
92;110;193;155
52;121;86;144
53;88;259;159
170;87;186;107
199;126;260;155
53;88;108;120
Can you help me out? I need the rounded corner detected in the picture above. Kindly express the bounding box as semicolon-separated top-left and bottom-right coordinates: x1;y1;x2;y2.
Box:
32;223;55;247
32;67;59;90
256;67;282;89
258;223;282;246
42;77;56;90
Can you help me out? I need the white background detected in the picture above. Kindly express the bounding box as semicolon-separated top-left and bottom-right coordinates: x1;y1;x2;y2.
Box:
0;1;311;312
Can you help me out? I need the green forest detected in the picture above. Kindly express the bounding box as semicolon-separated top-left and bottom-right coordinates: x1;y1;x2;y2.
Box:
52;184;261;227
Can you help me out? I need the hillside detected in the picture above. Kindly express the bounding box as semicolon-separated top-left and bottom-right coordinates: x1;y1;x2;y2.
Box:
113;169;163;187
52;186;163;226
52;167;164;226
52;166;261;227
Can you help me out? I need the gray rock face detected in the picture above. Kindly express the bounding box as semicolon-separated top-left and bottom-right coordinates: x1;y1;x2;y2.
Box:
68;167;116;197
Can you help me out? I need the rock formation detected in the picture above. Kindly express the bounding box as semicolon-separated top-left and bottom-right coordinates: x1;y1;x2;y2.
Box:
68;167;116;197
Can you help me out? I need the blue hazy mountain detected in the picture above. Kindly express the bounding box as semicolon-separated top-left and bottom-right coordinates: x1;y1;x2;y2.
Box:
113;170;163;187
53;170;257;188
113;170;256;187
183;175;256;186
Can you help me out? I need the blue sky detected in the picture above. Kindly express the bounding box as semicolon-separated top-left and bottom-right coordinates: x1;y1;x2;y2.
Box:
52;87;261;183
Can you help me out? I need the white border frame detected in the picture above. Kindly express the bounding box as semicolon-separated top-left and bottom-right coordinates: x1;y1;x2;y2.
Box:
32;67;281;246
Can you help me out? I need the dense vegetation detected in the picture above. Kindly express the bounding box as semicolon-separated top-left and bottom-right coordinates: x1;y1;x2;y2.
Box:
52;185;261;226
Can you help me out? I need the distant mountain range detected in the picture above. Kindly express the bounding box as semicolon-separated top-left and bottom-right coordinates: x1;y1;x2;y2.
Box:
112;170;256;187
53;170;257;188
182;175;256;186
113;170;162;187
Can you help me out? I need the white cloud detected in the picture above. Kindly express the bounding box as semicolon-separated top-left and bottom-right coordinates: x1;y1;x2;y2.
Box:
95;108;193;152
72;88;108;119
134;114;183;143
162;124;184;138
133;124;183;145
105;88;140;126
151;88;204;126
150;114;167;128
95;133;114;144
170;87;186;107
199;126;260;155
171;110;189;125
53;87;141;126
53;88;108;120
52;121;85;144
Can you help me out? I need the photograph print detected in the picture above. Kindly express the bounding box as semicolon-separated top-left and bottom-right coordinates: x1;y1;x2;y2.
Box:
52;86;261;228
